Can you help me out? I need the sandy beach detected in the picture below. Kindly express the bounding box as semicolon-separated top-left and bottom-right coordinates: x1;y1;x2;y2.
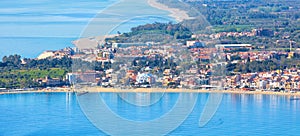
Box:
73;0;194;49
1;87;300;97
147;0;194;22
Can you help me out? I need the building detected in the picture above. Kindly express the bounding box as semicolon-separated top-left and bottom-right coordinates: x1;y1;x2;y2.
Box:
36;77;64;87
136;73;156;86
186;40;205;49
215;44;252;50
66;73;77;85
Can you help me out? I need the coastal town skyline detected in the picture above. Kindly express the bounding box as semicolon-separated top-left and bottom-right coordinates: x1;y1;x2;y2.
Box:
1;0;300;135
1;22;299;94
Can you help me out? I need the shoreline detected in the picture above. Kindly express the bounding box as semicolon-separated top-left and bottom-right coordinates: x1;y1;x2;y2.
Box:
1;88;300;97
147;0;194;22
0;88;72;95
74;0;193;49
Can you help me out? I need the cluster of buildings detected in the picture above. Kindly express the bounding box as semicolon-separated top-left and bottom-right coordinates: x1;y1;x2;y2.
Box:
36;76;65;87
225;69;300;92
192;28;274;39
38;37;299;92
225;50;297;63
192;28;276;39
195;31;256;39
37;47;74;60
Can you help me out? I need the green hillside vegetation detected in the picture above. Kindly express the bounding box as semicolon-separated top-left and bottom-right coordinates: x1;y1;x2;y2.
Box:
106;22;192;43
0;68;67;88
0;55;72;88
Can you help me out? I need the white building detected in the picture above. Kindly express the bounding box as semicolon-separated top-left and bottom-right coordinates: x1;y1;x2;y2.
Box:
215;44;252;49
136;73;155;84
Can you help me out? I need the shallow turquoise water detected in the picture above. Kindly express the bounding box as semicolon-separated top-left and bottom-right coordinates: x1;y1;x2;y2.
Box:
0;92;299;136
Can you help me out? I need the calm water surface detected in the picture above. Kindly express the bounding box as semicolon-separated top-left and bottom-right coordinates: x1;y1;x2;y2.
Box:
0;0;171;59
0;92;299;136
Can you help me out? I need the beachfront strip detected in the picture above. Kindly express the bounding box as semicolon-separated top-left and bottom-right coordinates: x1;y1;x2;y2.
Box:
44;36;298;93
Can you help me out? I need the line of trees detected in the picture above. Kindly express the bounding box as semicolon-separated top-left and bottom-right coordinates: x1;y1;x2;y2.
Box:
106;22;192;43
0;54;72;72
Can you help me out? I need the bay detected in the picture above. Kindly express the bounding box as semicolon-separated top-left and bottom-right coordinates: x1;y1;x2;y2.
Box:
0;92;299;135
0;0;171;59
0;37;75;59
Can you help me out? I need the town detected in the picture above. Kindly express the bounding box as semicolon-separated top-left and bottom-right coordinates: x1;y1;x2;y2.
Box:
35;32;298;93
0;25;299;94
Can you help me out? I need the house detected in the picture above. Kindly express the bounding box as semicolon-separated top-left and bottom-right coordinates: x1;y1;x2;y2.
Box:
36;77;64;87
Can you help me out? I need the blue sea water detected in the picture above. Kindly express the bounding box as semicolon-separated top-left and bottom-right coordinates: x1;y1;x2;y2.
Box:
0;37;76;59
0;92;299;136
0;0;172;59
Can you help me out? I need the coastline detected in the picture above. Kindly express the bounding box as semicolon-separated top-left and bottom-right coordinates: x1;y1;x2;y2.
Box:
1;87;300;97
73;0;194;49
0;88;72;95
147;0;194;22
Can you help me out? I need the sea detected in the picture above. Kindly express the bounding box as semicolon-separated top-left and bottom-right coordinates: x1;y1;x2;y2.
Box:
0;92;300;135
0;0;172;59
